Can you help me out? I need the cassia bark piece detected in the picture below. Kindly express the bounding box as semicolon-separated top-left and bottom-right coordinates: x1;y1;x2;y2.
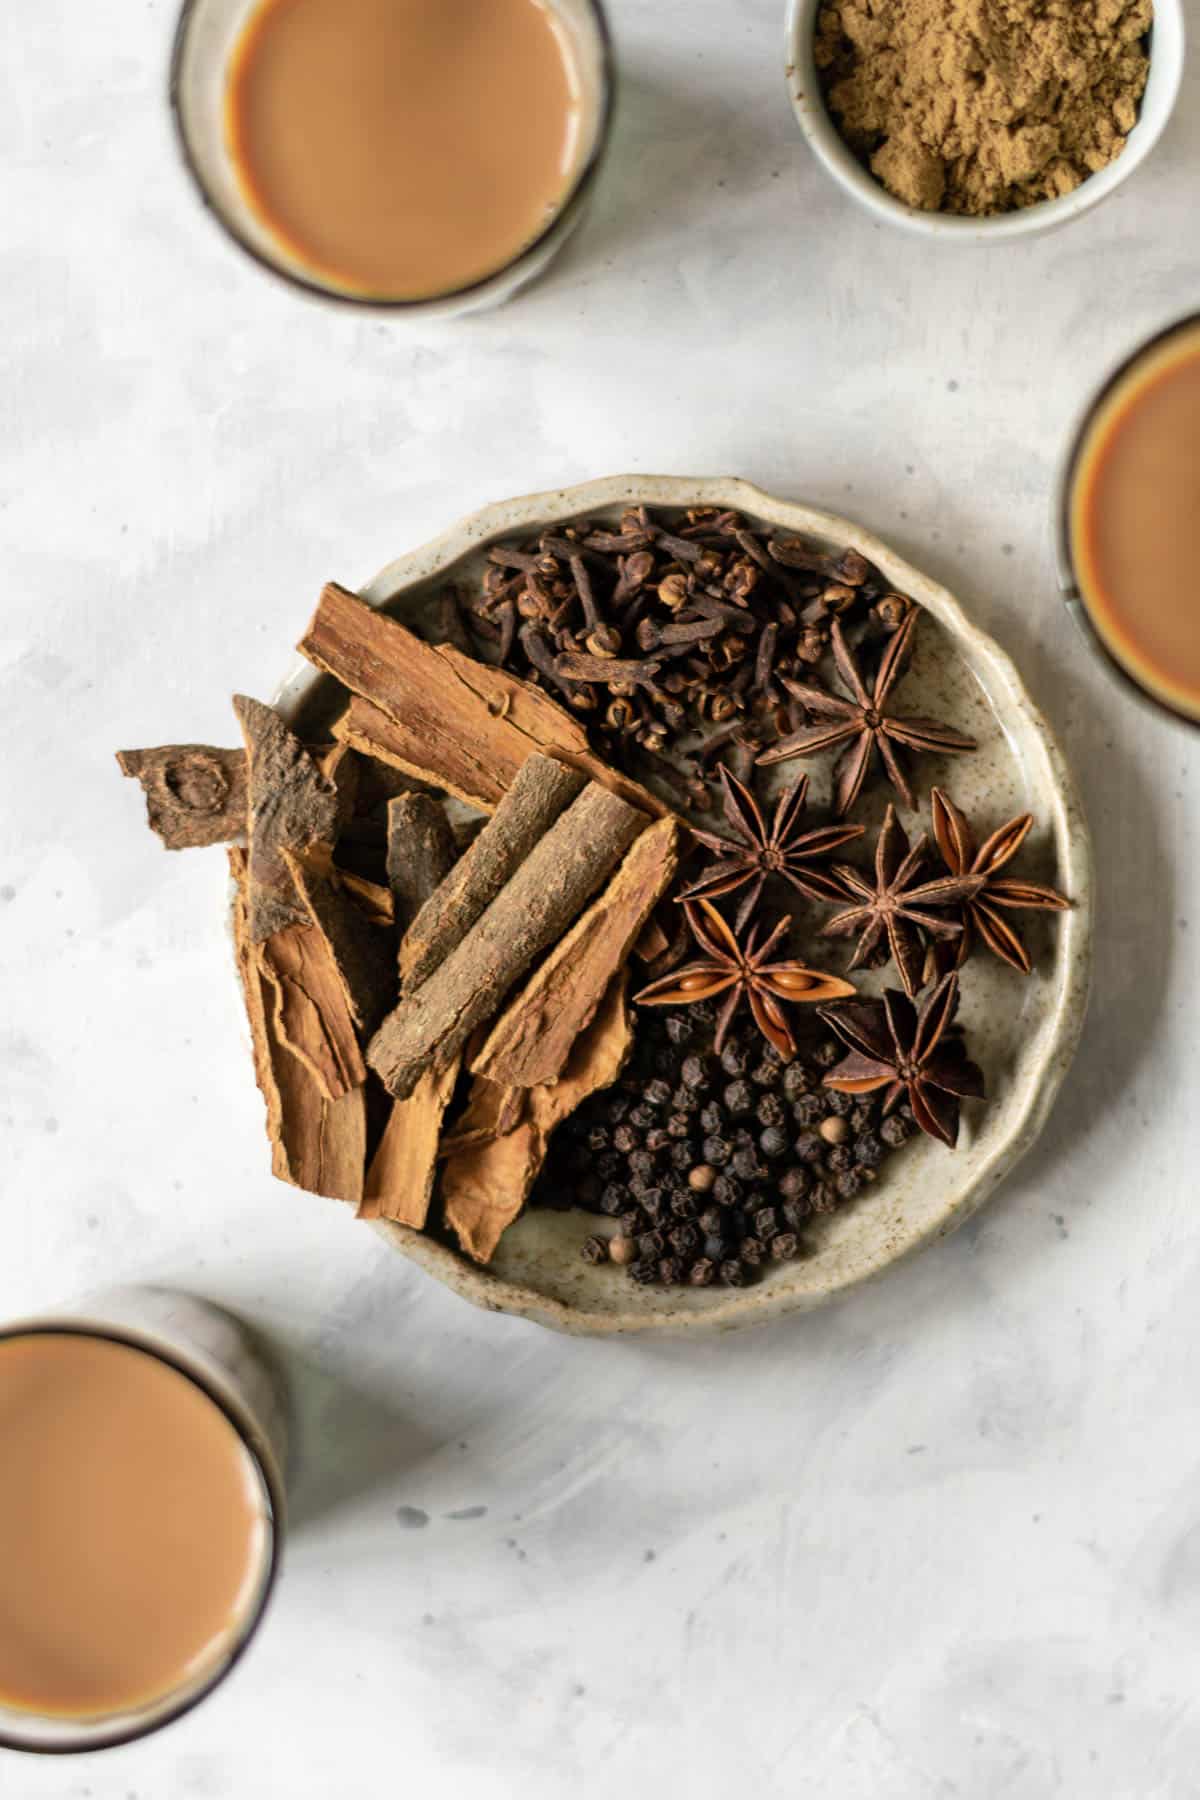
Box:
367;783;646;1099
116;745;248;850
386;793;458;936
473;815;680;1088
399;753;585;990
358;1056;460;1226
233;695;340;941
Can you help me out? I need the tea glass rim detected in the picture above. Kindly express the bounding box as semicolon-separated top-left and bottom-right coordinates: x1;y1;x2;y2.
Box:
168;0;617;313
1056;309;1200;730
0;1320;283;1756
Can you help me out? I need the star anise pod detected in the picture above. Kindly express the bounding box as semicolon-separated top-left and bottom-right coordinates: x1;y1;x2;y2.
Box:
930;788;1071;975
633;897;856;1059
817;972;985;1147
757;612;977;818
821;804;985;998
679;768;865;929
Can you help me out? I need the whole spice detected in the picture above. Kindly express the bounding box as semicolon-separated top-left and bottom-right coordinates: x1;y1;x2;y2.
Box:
116;744;248;851
821;803;983;997
233;695;340;941
385;792;458;936
815;0;1152;218
680;767;865;927
759;614;976;817
633;897;856;1059
930;788;1071;975
818;971;985;1147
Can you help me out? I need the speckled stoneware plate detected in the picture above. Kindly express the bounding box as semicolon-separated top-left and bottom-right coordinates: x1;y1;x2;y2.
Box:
271;475;1093;1337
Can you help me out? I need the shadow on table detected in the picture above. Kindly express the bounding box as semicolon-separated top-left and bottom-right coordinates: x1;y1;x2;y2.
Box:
264;1337;442;1530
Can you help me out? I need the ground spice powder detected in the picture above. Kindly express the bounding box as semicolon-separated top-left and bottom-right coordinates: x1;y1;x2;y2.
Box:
815;0;1152;215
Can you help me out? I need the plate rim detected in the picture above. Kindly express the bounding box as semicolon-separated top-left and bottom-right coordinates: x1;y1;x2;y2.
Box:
270;473;1094;1337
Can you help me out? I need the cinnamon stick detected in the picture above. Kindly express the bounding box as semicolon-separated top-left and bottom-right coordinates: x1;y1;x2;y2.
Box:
255;921;366;1102
116;745;247;850
301;581;666;817
230;850;365;1204
386;793;458;935
399;753;585;990
439;1077;527;1157
367;783;646;1099
358;1056;460;1226
472;815;680;1088
282;847;395;1037
233;695;340;941
443;971;632;1263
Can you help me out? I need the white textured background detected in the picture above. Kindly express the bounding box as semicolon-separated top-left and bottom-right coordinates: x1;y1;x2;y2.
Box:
3;1;1200;1795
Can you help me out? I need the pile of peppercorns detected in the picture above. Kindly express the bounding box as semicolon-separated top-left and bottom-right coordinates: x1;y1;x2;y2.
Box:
535;1001;917;1288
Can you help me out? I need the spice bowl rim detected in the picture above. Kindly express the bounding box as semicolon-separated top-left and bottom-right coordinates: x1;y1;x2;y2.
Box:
783;0;1185;242
266;474;1094;1338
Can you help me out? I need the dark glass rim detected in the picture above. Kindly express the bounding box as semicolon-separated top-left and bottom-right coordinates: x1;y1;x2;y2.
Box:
1058;309;1200;730
168;0;617;312
0;1322;283;1756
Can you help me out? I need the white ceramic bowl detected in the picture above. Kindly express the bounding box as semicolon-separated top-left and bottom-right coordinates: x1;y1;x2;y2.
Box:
784;0;1184;241
271;475;1093;1337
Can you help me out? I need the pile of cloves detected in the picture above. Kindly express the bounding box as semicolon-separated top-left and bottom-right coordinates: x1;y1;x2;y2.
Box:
447;505;914;812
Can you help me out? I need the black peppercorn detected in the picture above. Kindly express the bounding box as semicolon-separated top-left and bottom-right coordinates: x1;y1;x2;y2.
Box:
824;1090;854;1118
628;1150;657;1182
825;1143;853;1173
703;1233;728;1261
606;1094;632;1124
719;1259;746;1286
731;1146;767;1183
781;1197;810;1232
749;1062;777;1087
777;1166;810;1200
794;1131;824;1165
880;1113;914;1147
753;1205;779;1240
813;1039;841;1069
586;1126;610;1153
720;1041;750;1078
645;1079;672;1110
581;1236;609;1264
670;1141;696;1170
680;1055;712;1091
600;1183;629;1216
670;1192;698;1220
759;1126;790;1160
740;1236;766;1267
640;1189;667;1224
724;1080;755;1117
612;1124;640;1154
689;1258;716;1286
792;1095;825;1129
671;1086;700;1114
619;1207;645;1235
770;1232;799;1261
637;1229;666;1259
644;1127;672;1153
629;1103;657;1131
658;1256;683;1285
666;1113;691;1139
702;1136;732;1167
836;1169;866;1201
850;1103;876;1133
756;1092;787;1130
711;1172;743;1208
669;1223;699;1256
699;1102;723;1136
664;1014;693;1046
697;1205;724;1237
855;1131;886;1169
782;1062;813;1101
808;1181;837;1213
629;1258;658;1285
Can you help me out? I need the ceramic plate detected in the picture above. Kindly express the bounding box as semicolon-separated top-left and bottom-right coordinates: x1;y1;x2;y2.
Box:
272;475;1093;1336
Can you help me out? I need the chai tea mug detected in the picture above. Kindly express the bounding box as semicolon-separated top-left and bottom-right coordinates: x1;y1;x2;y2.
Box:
0;1287;286;1754
1057;312;1200;727
170;0;615;315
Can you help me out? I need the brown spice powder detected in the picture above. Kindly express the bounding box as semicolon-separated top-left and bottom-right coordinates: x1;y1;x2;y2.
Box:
815;0;1152;215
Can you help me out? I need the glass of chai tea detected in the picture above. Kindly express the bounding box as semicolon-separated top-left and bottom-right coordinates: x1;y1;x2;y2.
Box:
1060;314;1200;725
171;0;614;313
0;1289;286;1754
